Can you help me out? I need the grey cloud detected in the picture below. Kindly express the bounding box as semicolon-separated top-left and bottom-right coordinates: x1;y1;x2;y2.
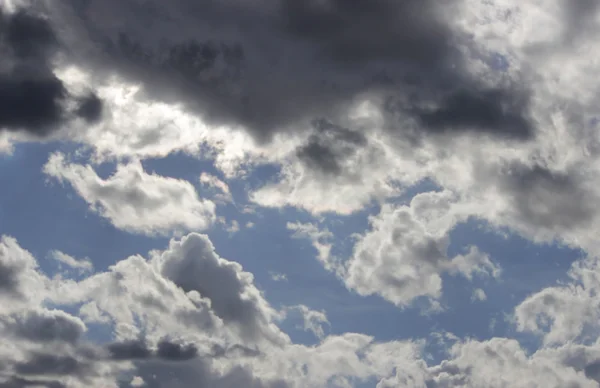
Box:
500;163;595;231
107;340;152;361
50;0;535;150
210;344;262;359
562;0;600;40
411;88;533;140
13;353;92;378
156;339;198;361
0;262;22;297
159;233;279;343
0;8;102;136
107;338;198;362
130;359;289;388
296;119;367;175
0;376;66;388
76;93;103;123
5;309;86;344
584;361;600;382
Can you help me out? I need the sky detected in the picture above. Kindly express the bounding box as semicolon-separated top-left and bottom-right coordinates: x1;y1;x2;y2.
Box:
0;0;600;387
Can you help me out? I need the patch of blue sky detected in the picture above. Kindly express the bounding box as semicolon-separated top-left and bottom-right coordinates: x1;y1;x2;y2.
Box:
442;218;584;354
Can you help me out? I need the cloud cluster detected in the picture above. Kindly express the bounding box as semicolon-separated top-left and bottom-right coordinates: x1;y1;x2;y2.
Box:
3;0;600;386
2;235;600;387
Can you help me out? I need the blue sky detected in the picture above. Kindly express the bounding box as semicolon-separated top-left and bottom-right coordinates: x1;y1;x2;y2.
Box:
1;1;600;387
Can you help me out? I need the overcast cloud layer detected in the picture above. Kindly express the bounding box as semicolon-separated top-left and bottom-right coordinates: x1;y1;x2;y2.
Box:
2;0;600;387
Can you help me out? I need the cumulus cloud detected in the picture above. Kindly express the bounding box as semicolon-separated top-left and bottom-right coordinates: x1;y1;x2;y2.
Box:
43;152;216;235
1;235;600;387
515;255;600;346
0;234;428;387
344;191;500;307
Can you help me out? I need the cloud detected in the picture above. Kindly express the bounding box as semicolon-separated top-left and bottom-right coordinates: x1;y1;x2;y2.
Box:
0;234;430;387
344;191;500;307
471;288;487;302
49;250;93;273
0;236;47;309
515;255;600;346
2;308;86;344
45;0;533;149
283;305;329;340
2;234;600;387
157;233;286;345
43;152;216;236
287;222;335;270
107;339;152;361
0;7;102;137
156;339;198;361
199;172;232;203
423;338;600;388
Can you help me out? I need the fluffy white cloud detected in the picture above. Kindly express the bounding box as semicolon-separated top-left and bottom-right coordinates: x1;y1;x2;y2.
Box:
515;256;600;346
2;234;600;387
425;338;600;388
344;191;500;307
43;152;216;235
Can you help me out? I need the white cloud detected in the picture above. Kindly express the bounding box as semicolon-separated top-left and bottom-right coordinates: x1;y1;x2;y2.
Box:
515;256;600;346
424;338;600;388
50;250;94;273
344;191;500;308
471;288;487;302
43;152;216;236
284;305;330;340
2;234;600;387
269;272;287;282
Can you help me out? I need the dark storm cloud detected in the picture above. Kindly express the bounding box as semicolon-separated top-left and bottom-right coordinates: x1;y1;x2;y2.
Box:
280;0;452;65
412;88;533;140
0;9;65;136
76;93;103;123
0;7;103;136
53;0;535;150
2;9;57;59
